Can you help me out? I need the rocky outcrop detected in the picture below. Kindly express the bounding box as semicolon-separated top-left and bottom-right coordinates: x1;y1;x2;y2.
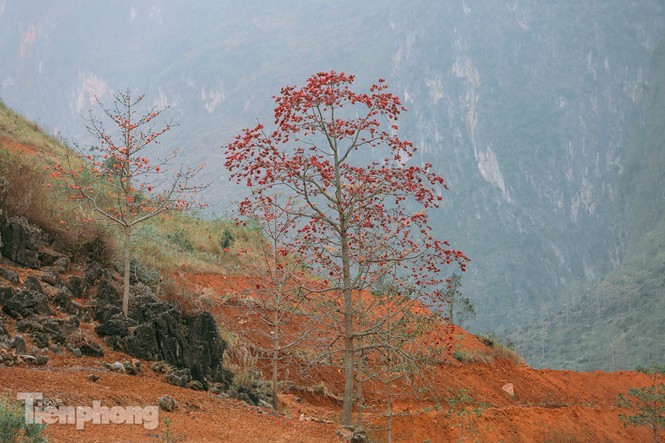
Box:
94;282;229;388
0;216;44;268
0;214;232;391
2;289;52;319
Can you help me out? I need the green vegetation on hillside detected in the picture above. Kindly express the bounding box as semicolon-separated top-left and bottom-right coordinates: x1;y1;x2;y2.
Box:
506;37;665;371
0;101;260;288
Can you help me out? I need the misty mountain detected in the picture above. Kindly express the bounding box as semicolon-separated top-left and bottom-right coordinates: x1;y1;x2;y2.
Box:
1;0;664;370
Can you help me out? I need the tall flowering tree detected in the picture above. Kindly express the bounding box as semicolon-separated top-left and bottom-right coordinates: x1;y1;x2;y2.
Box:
225;71;467;425
58;90;205;315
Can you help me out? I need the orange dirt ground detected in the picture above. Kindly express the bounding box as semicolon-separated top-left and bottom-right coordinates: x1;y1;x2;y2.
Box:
0;237;656;443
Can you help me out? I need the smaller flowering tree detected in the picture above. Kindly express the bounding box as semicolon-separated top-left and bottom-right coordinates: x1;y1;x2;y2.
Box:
444;273;475;328
55;90;205;315
360;276;451;442
235;193;315;412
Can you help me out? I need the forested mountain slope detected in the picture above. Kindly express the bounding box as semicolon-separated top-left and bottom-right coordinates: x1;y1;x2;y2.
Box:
509;37;665;370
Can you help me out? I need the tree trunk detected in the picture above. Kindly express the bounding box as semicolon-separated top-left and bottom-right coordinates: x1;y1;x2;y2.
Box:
122;226;131;316
386;368;393;443
448;295;455;327
356;292;366;427
272;308;280;412
271;345;280;412
342;315;354;426
341;232;355;426
356;358;364;426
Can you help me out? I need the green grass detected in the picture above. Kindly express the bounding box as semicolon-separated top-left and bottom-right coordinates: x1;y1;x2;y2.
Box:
131;212;263;275
0;394;47;443
0;100;67;160
0;101;263;278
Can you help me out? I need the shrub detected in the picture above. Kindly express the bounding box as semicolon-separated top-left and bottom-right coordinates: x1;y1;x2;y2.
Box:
166;228;193;252
129;258;161;288
453;348;494;364
489;343;525;365
218;226;235;249
616;365;665;442
453;342;524;366
0;394;47;443
477;332;525;365
218;326;261;391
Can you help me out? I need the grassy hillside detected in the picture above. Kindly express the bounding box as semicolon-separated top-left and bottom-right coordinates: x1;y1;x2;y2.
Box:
0;99;260;292
507;38;665;371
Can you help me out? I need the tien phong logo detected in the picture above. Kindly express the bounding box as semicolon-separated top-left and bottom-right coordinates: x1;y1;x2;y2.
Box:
17;392;159;430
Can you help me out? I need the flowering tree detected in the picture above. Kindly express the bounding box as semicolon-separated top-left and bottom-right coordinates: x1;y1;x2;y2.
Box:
235;194;314;412
57;90;205;315
225;71;467;425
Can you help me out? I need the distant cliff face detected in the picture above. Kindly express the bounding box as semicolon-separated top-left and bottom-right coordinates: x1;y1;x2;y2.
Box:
386;1;665;332
1;0;664;367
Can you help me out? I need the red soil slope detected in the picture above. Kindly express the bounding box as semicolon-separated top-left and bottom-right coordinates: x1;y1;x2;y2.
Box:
170;272;654;442
0;232;655;443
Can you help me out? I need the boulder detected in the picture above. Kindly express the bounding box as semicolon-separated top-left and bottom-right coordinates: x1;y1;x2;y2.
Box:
53;283;87;315
93;279;124;323
94;313;136;337
94;290;229;388
30;333;50;349
0;217;43;268
105;361;125;373
166;368;192;387
23;276;43;293
12;335;27;354
122;360;138;375
16;319;43;333
0;285;14;305
151;361;169;374
42;317;80;344
0;267;19;284
65;330;103;357
2;290;51;318
351;427;369;443
122;301;226;386
502;383;515;397
53;286;72;307
157;395;178;412
65;275;85;298
79;341;104;357
83;261;104;285
52;256;70;273
69;347;82;358
230;385;260;406
37;248;62;267
187;380;205;391
39;270;60;287
64;300;86;316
